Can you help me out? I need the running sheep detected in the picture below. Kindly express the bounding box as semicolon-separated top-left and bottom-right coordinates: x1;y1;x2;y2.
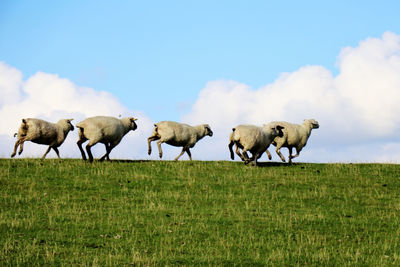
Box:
228;123;284;166
147;121;213;161
269;119;319;163
11;118;74;158
76;116;138;162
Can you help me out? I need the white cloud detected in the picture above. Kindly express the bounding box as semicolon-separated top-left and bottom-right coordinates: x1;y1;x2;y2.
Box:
183;32;400;163
0;62;155;159
0;62;23;106
2;32;400;163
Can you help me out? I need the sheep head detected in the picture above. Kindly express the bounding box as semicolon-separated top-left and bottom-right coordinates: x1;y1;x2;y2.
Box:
204;124;213;137
67;119;74;131
263;124;284;137
304;119;319;129
58;118;74;131
129;117;138;131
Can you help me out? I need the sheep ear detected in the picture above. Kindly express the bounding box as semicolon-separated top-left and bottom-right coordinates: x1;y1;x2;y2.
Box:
68;119;74;122
130;118;138;122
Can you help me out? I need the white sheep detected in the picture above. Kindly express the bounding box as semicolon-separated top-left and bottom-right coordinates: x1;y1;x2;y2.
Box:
76;116;138;162
269;119;319;163
11;118;74;158
147;121;213;161
228;124;284;166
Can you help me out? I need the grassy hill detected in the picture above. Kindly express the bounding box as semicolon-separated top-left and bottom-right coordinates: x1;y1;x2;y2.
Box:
1;159;399;265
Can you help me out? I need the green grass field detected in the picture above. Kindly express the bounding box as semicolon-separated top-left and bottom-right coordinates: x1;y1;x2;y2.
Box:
1;159;399;266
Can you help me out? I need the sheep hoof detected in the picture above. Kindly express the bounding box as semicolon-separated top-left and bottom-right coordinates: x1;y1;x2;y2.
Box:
11;153;16;158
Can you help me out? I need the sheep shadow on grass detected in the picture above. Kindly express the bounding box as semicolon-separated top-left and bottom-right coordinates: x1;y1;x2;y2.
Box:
251;161;298;168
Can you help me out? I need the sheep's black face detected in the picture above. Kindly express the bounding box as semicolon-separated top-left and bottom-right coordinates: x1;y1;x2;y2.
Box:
66;119;74;131
310;120;319;129
305;119;319;129
205;125;213;137
130;118;138;131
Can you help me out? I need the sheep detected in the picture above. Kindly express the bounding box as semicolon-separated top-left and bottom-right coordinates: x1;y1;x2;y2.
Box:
228;123;284;166
147;121;213;161
269;119;319;163
76;116;138;162
11;118;74;159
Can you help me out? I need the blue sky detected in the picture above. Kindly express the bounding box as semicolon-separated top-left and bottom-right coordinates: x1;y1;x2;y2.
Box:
2;1;399;120
1;1;400;162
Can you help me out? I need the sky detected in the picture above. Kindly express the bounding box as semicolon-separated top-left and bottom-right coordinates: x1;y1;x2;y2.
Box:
1;1;400;162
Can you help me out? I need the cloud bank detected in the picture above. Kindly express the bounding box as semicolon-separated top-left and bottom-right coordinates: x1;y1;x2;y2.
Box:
1;32;400;162
182;32;400;162
0;63;155;159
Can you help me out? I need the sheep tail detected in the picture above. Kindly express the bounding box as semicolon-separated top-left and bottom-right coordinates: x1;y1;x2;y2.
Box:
22;119;28;129
228;129;236;160
76;125;84;139
19;118;29;134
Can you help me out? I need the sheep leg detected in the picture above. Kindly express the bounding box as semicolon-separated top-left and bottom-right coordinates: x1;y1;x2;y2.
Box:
11;139;23;157
289;147;301;163
265;147;272;160
235;144;245;161
275;145;286;163
252;153;259;166
148;135;160;155
52;147;60;158
77;139;87;160
248;152;261;165
18;140;25;155
106;143;111;161
228;141;235;160
86;144;94;162
99;143;109;161
174;147;186;161
243;151;250;161
185;148;192;161
288;147;293;163
242;149;251;164
100;143;114;161
42;146;52;159
156;140;163;158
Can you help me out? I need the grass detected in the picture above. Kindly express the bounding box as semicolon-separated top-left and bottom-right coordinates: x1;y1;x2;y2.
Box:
0;159;399;265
